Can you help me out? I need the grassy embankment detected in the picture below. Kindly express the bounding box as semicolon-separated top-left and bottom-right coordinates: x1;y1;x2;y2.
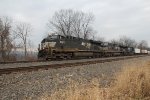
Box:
41;62;150;100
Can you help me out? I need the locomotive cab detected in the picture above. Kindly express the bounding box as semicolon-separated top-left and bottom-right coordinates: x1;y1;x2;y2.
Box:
38;35;59;59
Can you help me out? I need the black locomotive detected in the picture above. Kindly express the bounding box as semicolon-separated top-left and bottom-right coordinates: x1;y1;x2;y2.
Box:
38;34;137;60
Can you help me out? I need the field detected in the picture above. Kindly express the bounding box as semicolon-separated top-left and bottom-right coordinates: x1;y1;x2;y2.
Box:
0;56;150;100
42;62;150;100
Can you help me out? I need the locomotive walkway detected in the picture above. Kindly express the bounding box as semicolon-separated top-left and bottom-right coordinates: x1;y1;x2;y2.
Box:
0;55;148;76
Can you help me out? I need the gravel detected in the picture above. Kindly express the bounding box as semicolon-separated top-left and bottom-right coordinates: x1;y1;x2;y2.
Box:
0;56;150;100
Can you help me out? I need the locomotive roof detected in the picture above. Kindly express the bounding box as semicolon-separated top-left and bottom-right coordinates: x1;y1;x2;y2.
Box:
41;35;59;43
89;40;103;44
41;34;89;43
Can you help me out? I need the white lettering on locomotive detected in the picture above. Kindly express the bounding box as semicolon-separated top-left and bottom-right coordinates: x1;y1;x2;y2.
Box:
42;42;56;48
47;42;56;47
81;42;91;49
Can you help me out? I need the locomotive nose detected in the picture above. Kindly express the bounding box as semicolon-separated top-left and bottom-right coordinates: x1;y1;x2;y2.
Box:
38;49;47;58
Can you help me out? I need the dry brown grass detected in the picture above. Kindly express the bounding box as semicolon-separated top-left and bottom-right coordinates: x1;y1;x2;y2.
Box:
111;64;150;100
40;62;150;100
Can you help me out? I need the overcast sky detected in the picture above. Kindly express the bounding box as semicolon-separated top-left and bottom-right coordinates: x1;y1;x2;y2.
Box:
0;0;150;47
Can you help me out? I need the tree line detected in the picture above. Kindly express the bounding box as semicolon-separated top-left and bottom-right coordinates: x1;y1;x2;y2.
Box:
110;36;149;49
0;17;32;61
0;9;149;61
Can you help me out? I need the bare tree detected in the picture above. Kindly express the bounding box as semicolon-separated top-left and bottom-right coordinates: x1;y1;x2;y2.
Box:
71;12;83;38
14;22;32;58
81;13;94;39
110;39;119;45
110;36;138;48
48;9;74;36
118;36;137;47
138;40;148;49
0;17;13;61
72;11;94;39
48;9;95;39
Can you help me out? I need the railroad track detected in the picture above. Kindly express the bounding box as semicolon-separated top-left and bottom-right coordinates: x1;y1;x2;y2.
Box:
0;55;147;64
0;60;46;64
0;55;147;76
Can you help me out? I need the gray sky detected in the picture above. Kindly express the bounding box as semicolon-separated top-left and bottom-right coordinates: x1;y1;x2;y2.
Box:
0;0;150;47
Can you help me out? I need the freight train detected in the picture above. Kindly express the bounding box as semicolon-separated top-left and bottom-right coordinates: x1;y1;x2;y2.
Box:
38;34;149;60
